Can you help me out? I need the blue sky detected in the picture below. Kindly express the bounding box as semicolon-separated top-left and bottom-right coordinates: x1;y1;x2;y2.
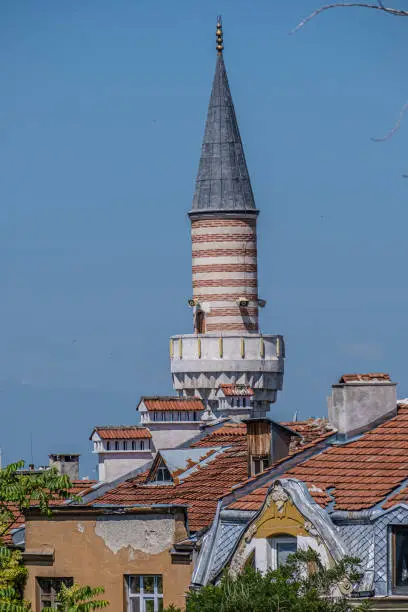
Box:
1;0;407;477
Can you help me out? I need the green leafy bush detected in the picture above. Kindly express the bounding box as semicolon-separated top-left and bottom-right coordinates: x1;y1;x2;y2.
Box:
165;549;371;612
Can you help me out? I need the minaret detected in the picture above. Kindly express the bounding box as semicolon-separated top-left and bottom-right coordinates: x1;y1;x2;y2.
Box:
170;19;284;417
190;17;259;335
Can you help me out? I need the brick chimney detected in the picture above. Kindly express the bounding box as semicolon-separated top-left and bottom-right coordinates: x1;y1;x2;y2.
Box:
328;373;397;440
244;419;300;478
49;454;80;481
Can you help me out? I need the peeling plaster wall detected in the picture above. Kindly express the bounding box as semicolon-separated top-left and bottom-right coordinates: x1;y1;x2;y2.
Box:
24;512;192;610
95;514;175;555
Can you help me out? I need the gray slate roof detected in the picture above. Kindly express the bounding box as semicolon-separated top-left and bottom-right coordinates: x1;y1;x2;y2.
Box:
191;54;257;215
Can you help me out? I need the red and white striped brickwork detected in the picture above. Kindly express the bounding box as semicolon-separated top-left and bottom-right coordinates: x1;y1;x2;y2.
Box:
191;217;259;333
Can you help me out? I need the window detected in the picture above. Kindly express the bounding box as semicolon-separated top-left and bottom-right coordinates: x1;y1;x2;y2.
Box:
393;527;408;593
195;310;205;334
153;463;172;483
132;441;136;451
115;441;119;451
38;577;73;609
193;412;197;421
252;456;269;476
268;536;297;570
106;441;110;451
243;398;246;407
177;412;182;422
123;441;127;450
126;575;163;612
140;440;144;451
153;412;158;422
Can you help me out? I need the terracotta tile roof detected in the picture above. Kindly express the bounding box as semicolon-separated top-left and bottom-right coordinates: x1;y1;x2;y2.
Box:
219;384;254;397
192;422;247;447
90;419;334;531
2;480;96;545
91;439;248;532
383;485;408;509
141;397;205;412
227;429;335;511
281;419;336;452
230;406;408;513
91;426;151;440
339;373;391;383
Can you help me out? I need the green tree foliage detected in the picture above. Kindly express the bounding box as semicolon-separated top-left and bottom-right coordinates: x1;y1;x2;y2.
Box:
0;460;75;611
0;547;29;611
42;584;109;612
165;549;371;612
0;460;73;542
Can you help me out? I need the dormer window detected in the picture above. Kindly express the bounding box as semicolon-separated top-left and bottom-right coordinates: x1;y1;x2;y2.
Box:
155;466;171;482
150;459;172;484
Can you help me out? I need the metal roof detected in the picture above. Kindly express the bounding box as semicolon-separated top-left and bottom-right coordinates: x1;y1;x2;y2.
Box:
159;448;223;478
190;51;257;216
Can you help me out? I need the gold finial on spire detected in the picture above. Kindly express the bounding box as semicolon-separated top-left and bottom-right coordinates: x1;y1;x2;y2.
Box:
216;15;224;55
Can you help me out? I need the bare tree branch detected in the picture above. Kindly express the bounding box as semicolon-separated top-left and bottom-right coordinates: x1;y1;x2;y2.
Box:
371;100;408;141
291;3;408;34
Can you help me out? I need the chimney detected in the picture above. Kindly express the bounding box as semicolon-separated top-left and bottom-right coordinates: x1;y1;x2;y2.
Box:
49;454;80;481
244;418;300;478
328;373;397;440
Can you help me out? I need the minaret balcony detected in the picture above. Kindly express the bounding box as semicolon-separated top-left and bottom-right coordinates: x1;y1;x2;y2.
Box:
170;333;284;402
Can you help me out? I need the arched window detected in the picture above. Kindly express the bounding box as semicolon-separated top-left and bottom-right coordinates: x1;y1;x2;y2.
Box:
268;536;297;570
195;310;205;334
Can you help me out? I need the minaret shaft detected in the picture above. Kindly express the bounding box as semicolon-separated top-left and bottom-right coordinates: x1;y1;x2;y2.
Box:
191;216;258;333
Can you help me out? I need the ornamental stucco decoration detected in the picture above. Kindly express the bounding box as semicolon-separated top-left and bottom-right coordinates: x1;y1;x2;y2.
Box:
270;483;289;513
244;522;257;544
228;539;248;577
338;578;353;596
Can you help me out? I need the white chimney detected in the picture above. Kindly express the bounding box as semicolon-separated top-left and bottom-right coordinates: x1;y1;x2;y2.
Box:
329;373;397;440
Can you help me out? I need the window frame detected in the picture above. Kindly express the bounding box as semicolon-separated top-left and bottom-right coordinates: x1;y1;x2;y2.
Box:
37;577;73;610
267;535;297;570
391;526;408;594
125;574;163;612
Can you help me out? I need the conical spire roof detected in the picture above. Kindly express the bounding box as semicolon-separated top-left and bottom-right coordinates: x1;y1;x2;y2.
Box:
191;36;257;215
